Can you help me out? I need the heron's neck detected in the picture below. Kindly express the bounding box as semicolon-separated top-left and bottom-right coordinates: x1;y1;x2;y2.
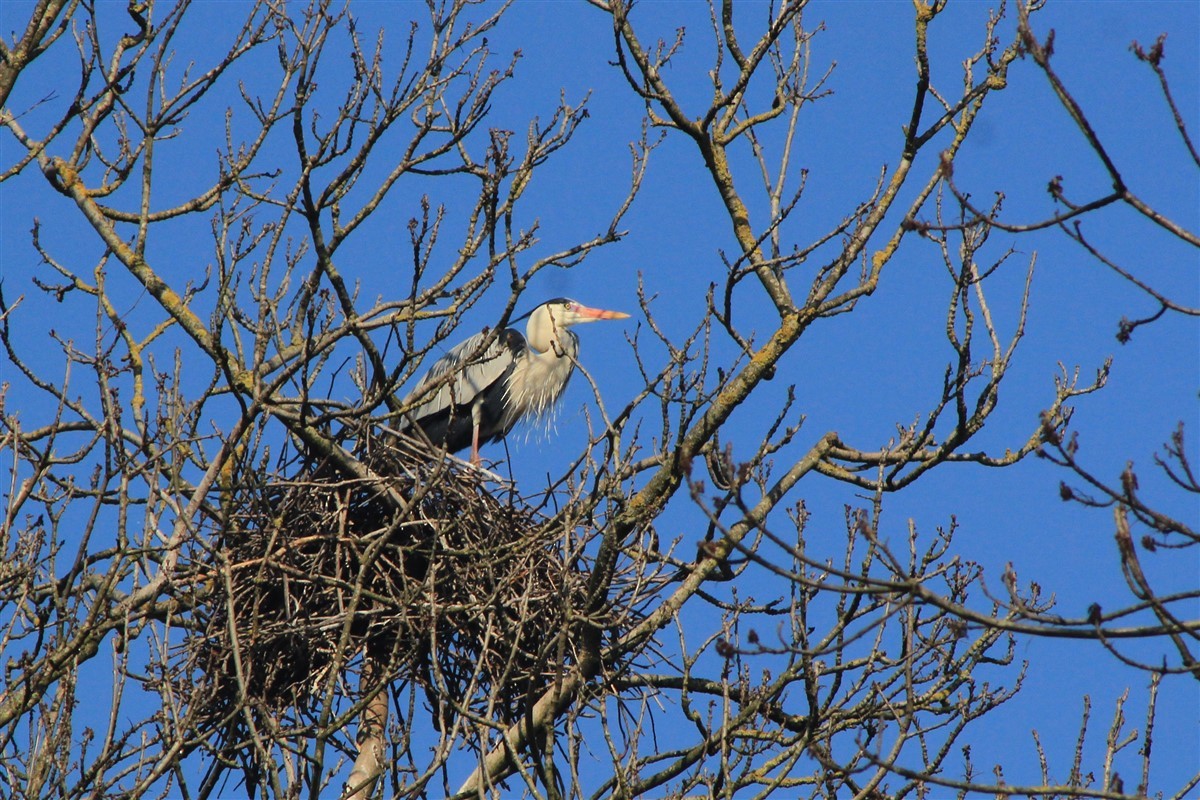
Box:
526;314;574;356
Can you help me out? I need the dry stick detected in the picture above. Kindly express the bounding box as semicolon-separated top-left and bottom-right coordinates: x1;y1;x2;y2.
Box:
342;655;388;800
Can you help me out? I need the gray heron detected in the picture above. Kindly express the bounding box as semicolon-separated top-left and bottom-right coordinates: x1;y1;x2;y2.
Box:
398;298;630;463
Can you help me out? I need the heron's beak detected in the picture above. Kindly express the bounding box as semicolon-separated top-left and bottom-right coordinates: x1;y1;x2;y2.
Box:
575;305;631;321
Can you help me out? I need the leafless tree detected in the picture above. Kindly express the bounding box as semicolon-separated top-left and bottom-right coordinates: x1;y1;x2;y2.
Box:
0;1;1194;798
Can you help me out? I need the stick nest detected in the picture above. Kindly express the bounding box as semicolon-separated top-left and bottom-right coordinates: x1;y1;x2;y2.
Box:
180;429;589;738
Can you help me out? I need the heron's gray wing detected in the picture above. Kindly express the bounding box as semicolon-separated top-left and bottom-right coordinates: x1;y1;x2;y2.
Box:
400;330;517;424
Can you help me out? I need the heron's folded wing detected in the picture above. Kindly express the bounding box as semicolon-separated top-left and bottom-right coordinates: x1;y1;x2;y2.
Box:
400;331;517;423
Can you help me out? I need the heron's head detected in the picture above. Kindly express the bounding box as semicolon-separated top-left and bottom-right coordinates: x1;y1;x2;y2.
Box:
526;298;630;352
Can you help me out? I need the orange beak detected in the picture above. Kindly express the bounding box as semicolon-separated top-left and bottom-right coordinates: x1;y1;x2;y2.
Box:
576;305;631;321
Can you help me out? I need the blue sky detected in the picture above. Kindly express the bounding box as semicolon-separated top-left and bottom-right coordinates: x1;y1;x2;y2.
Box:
1;0;1197;796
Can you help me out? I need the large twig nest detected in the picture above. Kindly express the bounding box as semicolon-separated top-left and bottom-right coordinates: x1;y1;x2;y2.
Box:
180;427;589;744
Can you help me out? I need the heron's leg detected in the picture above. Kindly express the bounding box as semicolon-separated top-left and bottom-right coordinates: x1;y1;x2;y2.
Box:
470;400;483;465
470;425;482;465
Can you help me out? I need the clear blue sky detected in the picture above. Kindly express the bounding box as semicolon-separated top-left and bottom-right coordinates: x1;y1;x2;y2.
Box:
1;0;1196;795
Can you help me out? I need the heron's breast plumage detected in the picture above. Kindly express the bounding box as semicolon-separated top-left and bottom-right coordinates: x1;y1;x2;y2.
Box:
503;330;578;427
